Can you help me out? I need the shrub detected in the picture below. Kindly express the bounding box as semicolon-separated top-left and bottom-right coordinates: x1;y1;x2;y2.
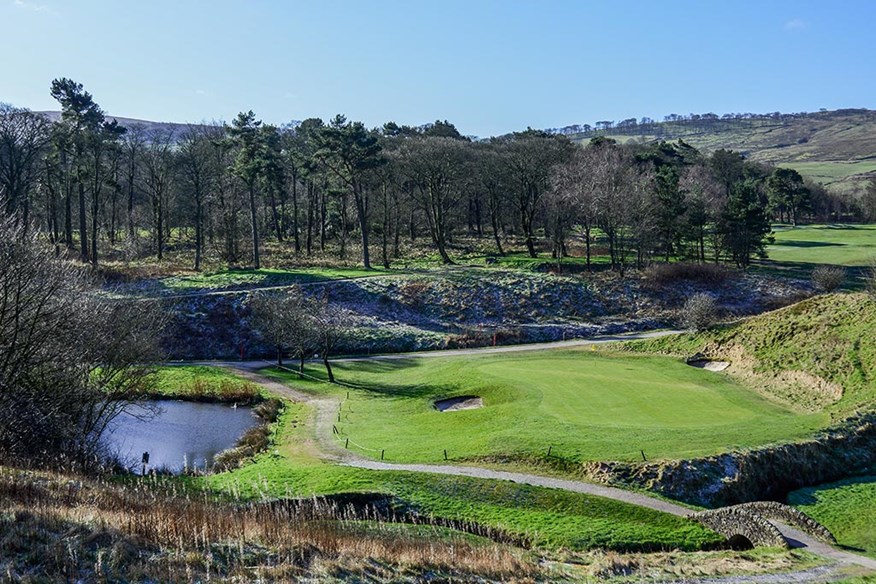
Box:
643;263;732;287
682;293;719;332
811;265;845;293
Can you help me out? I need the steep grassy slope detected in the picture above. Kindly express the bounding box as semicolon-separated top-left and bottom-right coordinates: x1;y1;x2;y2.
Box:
627;293;876;416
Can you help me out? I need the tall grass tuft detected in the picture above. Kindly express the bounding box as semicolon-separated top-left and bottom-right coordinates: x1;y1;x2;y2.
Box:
0;465;537;582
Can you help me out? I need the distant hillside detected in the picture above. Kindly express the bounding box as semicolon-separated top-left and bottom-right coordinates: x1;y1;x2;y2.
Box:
553;109;876;195
34;111;207;137
34;111;303;140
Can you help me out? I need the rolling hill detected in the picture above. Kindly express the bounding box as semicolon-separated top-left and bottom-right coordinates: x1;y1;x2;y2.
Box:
556;109;876;194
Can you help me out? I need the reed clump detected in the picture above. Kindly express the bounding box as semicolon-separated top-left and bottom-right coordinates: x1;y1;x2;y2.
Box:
179;378;262;403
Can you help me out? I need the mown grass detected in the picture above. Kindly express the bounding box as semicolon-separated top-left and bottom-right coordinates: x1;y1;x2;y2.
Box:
767;224;876;267
204;402;723;552
626;293;876;416
264;349;823;464
789;476;876;559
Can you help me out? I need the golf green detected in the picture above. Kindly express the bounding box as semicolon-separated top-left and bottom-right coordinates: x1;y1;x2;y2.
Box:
270;348;825;463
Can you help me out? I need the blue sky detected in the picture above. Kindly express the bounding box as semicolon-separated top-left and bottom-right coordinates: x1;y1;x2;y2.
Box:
2;0;874;136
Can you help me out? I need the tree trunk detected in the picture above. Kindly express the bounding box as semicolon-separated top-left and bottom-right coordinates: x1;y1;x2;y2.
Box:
584;222;592;269
305;180;314;256
269;189;282;242
323;355;335;383
248;183;260;269
78;180;89;262
353;184;371;269
291;176;301;252
194;196;203;271
489;194;505;256
319;186;327;252
90;195;99;266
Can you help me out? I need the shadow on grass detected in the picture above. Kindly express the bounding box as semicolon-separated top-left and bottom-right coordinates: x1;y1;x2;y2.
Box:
750;260;869;290
272;362;456;400
771;240;846;248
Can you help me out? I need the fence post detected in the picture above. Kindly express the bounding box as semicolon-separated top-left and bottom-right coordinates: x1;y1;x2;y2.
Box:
443;449;448;461
547;445;552;457
345;438;349;449
640;449;647;462
381;449;385;460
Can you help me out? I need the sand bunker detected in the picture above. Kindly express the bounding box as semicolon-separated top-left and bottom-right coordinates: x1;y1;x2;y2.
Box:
688;359;730;372
434;396;484;412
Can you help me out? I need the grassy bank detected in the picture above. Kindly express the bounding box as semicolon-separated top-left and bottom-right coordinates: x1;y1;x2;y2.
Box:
625;292;876;416
0;465;537;582
789;476;876;559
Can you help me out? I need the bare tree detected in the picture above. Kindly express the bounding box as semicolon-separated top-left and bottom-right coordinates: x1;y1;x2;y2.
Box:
0;104;51;230
500;131;574;258
141;128;176;260
311;297;349;383
680;164;725;263
397;136;470;264
178;124;223;270
549;147;601;267
248;286;315;369
0;212;161;462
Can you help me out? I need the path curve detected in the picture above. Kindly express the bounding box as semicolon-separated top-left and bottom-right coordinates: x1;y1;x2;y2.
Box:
175;332;876;573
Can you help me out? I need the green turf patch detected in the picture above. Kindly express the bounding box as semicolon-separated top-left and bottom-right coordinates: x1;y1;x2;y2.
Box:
265;348;823;464
789;476;876;559
767;224;876;267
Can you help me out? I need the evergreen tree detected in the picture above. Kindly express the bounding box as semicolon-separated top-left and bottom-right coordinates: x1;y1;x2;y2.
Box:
720;179;773;267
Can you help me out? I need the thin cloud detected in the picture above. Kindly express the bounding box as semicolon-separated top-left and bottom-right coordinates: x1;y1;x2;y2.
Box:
195;89;209;96
784;18;806;31
13;0;60;17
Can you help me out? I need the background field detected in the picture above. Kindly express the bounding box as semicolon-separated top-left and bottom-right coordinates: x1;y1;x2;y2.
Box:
767;224;876;267
267;349;825;464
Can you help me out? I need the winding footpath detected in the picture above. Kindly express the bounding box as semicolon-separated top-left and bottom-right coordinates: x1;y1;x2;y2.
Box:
184;332;876;575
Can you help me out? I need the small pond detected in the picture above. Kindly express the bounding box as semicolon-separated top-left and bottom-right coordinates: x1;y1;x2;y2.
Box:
103;400;259;474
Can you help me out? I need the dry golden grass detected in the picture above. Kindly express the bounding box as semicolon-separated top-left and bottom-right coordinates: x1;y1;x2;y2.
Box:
0;466;538;583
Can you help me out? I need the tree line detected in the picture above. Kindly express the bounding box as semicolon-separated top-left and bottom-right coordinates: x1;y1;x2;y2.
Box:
1;78;865;273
